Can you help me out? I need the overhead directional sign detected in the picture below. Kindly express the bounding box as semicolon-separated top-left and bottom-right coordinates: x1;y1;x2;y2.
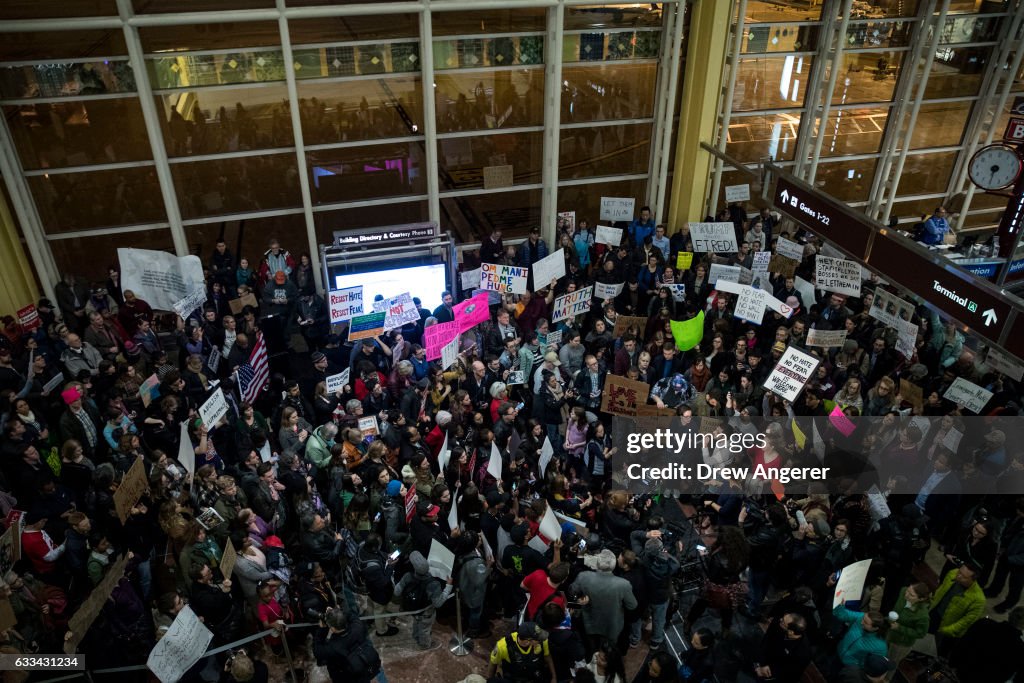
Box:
774;174;872;259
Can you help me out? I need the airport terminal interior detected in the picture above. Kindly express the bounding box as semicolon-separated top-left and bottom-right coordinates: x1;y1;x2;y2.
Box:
0;0;1021;682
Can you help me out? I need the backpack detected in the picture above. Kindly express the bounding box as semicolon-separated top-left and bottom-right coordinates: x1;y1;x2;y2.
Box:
402;576;431;611
344;544;382;595
344;636;382;679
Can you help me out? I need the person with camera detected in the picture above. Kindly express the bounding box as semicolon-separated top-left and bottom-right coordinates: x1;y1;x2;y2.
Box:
312;606;383;683
741;501;789;619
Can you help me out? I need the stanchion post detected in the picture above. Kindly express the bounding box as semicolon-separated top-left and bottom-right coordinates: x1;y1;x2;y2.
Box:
448;588;473;656
280;627;300;683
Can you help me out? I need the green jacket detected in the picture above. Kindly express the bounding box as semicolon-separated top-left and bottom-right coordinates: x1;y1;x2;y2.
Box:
886;587;930;646
930;569;986;639
304;427;333;469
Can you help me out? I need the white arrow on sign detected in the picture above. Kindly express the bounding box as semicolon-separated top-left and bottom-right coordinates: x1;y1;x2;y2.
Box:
983;309;997;326
780;188;790;203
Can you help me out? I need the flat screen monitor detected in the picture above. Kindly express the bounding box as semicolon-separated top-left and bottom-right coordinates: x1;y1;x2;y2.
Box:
333;262;448;312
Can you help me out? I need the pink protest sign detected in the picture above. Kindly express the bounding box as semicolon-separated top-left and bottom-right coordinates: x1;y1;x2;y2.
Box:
453;291;491;333
829;405;856;437
423;320;459;361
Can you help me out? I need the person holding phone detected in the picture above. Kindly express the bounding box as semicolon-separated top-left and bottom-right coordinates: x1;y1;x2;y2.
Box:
353;533;400;638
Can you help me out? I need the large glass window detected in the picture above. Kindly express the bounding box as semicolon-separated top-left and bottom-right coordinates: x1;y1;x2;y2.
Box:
561;62;658;124
742;25;820;53
156;86;294;156
185;214;308;265
816;106;890;158
734;56;813;111
438;132;542;192
29;168;166;233
742;1;823;23
725;112;801;163
0;0;117;20
830;51;904;105
308;143;426;204
897;150;959;196
813;157;878;203
922;46;990;98
557;178;649;225
314;200;430;246
49;229;176;285
5;98;152;170
435;69;544;133
170;153;302;220
910;101;971;150
441;187;543;242
299;77;424;144
559;123;652;181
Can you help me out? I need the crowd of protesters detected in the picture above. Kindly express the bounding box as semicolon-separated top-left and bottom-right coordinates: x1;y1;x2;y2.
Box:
0;200;1020;683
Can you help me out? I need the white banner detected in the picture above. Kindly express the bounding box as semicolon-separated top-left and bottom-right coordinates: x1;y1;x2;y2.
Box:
479;263;529;294
532;249;566;287
806;328;848;348
595;225;624;247
708;263;741;286
172;288;207;320
689;222;739;253
594;281;624;300
725;183;751;202
734;286;768;325
460;268;481;290
815;256;862;297
198;388;228;428
118;248;205;313
764;345;820;402
717;279;794;318
599;196;635;222
776;236;805;261
943;376;994;414
325;368;350;393
985;346;1024;381
328;286;364;323
147;606;213;683
552;286;593;323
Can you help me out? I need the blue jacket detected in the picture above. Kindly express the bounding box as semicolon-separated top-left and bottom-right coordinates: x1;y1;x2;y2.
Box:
629;218;656;246
921;216;949;245
833;604;888;668
517;238;549;268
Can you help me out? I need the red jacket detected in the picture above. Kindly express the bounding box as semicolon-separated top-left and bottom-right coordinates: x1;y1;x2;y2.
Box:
21;529;60;575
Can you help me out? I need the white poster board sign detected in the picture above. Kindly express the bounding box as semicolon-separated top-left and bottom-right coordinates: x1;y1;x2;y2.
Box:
325;368;350;393
806;328;848;348
118;248;206;313
776;236;805;261
146;606;213;683
833;559;873;608
725;183;751;202
538;436;554;477
689;222;739;253
539;503;562;543
441;336;460;370
328;286;364;323
486;442;503;480
427;538;456;581
985;346;1024;381
532;249;566;286
595;225;624;247
198;388;228;428
708;263;741;286
734;286;768;325
764;345;820;401
815;256;862;297
552;286;593;323
479;263;529;295
895;318;918;360
752;251;772;275
594;281;624;300
460;268;481;291
943;376;994;414
599;197;635;222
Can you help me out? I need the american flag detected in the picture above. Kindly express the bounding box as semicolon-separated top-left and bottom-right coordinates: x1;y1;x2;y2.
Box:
238;331;269;404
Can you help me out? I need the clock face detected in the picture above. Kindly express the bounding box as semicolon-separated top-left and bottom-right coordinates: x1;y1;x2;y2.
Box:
968;145;1022;190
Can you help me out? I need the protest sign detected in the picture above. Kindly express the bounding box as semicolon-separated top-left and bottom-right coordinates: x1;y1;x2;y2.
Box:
815;256;862;297
552;286;593;323
734;286;768;325
424;320;459;360
764;346;820;402
806;328;848;348
752;251;771;275
454;292;489;335
866;485;892;523
538;437;554;477
595;281;624;300
219;538;238;580
427;539;456;580
676;252;693;270
833;559;873;608
900;379;923;413
985;346;1024;381
725;183;751;202
689;222;738;253
172;288;207;320
557;211;575;230
441;336;460;370
708;263;741;286
118;248;205;312
136;373;159;409
543;330;562;347
942;428;963;454
869;289;914;328
532;249;566;287
43;371;66;396
196;507;224;531
507;370;525;385
114;456;149;524
664;284;686;302
373;292;419;332
614;315;648;338
599;375;651;416
595;225;624;247
358;416;380;437
17;304;40;332
794;277;818;309
943;376;994;414
769;254;798;278
347;311;386;342
482;165;513;189
717;280;793;319
147;606;213;683
776;236;805;261
325;368;350;394
528;535;549;554
177;421;194;476
539;504;562;543
599;197;635;222
228;292;258;315
206;347;221;376
479;262;529;294
829;405;856;437
460;267;481;291
199;388;228;428
487;442;503;480
328;286;364;323
670;311;705;351
66;553;131;653
438;432;451;474
895;318;918;360
405;484;417;523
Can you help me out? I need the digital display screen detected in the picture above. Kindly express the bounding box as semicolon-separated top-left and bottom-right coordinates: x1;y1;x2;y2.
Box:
334;262;448;312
